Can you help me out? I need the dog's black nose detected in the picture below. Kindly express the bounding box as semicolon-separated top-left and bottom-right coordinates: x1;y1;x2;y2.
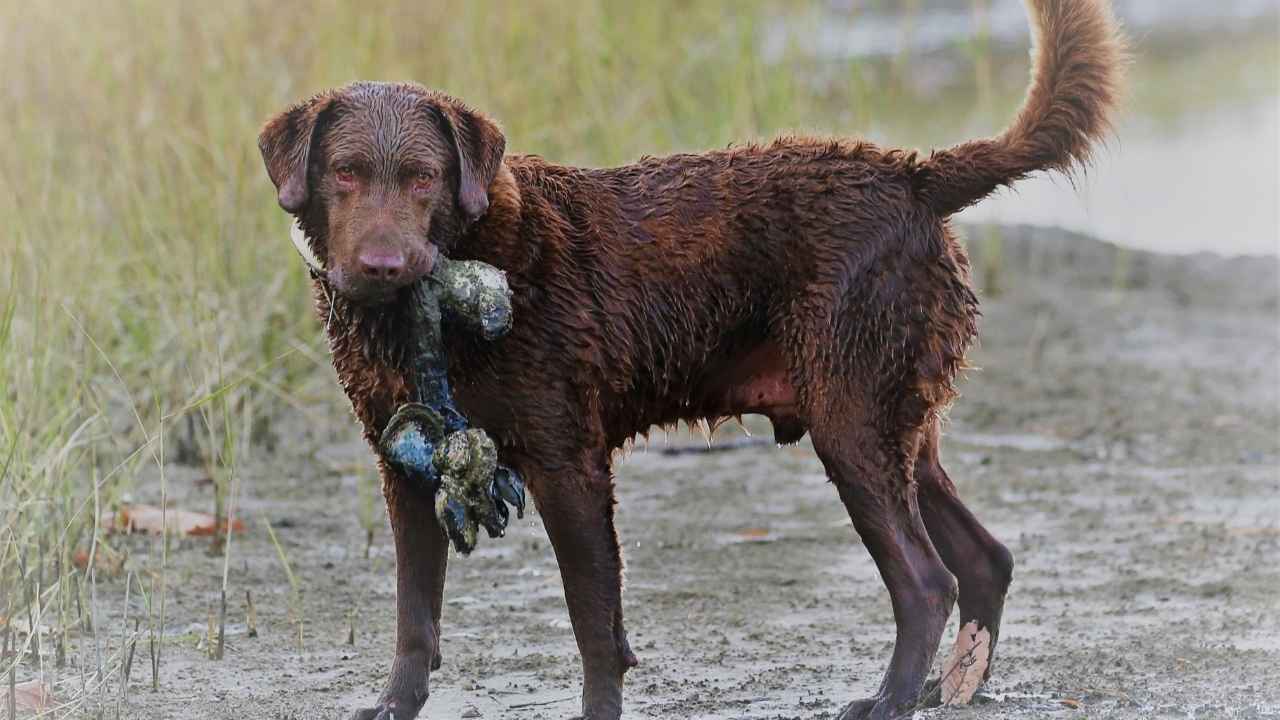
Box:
356;249;407;282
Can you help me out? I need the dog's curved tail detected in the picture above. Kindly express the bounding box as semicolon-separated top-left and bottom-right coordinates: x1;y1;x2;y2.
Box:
912;0;1125;217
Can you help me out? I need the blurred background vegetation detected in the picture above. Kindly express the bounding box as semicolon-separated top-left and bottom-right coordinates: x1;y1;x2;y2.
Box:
0;0;1275;714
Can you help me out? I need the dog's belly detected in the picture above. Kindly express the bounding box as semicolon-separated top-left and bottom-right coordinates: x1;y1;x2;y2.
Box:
694;341;806;444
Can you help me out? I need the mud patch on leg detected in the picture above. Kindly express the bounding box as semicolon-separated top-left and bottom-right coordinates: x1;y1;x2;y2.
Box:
940;621;991;705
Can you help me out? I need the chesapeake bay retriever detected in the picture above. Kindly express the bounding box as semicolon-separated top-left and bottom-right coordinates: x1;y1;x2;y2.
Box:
257;1;1123;717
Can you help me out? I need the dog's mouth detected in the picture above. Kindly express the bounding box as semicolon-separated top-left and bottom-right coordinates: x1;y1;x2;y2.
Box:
327;271;411;306
290;220;442;307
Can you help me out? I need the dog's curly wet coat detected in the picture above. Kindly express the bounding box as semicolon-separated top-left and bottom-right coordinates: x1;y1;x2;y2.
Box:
257;1;1123;718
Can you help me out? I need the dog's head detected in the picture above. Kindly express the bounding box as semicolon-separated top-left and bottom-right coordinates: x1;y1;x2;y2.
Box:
258;82;505;305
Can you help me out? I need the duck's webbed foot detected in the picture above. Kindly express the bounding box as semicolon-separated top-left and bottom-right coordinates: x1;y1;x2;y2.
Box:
492;465;526;523
379;403;448;488
431;429;527;554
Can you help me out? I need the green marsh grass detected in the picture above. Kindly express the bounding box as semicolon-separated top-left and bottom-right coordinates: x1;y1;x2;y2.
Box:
1;0;1270;714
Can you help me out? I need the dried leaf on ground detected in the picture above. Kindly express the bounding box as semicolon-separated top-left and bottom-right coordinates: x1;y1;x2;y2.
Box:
3;679;55;712
72;540;126;575
100;505;245;536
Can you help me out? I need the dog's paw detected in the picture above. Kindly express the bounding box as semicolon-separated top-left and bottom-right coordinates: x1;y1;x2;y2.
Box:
351;693;428;720
836;698;876;720
836;697;913;720
350;704;405;720
349;706;385;720
918;677;943;708
837;695;928;720
353;654;431;720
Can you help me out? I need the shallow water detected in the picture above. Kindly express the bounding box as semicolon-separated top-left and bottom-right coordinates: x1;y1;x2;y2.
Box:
788;0;1278;61
771;1;1280;256
960;99;1280;256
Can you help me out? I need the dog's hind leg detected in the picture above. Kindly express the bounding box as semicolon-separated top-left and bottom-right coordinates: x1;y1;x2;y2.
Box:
352;470;450;720
914;421;1014;706
526;449;637;720
809;414;956;720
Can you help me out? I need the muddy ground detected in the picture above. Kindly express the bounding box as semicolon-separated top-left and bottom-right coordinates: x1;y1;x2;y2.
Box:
108;225;1280;719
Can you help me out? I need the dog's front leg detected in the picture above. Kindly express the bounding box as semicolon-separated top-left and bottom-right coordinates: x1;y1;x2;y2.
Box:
528;451;638;720
352;468;449;720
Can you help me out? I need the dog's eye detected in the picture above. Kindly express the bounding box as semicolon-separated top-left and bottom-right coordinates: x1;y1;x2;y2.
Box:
334;165;356;184
411;170;435;193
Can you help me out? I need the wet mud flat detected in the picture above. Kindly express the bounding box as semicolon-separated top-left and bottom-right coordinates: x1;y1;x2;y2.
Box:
116;225;1279;719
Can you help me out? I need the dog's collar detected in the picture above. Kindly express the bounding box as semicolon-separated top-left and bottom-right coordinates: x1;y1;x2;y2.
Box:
289;219;326;276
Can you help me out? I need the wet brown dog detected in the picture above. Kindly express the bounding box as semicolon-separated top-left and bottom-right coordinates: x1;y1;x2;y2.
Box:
257;1;1123;717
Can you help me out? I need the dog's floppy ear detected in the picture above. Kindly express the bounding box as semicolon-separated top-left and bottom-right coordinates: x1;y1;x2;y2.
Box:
258;93;336;213
433;96;506;224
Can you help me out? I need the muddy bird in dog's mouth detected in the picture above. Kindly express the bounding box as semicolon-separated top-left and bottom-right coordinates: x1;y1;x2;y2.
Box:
257;1;1124;718
291;216;526;555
